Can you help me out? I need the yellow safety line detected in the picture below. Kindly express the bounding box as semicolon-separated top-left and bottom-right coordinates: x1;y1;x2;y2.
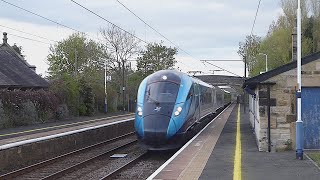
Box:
0;113;134;137
233;104;242;180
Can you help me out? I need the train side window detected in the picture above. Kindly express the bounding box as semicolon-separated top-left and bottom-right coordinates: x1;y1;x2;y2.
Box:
194;83;200;96
187;85;194;100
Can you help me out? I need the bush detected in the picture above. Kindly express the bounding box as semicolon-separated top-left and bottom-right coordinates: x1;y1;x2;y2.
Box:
79;79;95;116
18;100;38;125
49;74;80;116
0;101;9;128
0;89;63;128
55;104;69;120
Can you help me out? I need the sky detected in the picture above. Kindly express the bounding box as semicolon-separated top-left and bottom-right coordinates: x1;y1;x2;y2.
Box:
0;0;283;77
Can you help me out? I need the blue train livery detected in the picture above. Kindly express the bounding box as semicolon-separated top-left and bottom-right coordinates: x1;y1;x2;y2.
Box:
135;70;228;150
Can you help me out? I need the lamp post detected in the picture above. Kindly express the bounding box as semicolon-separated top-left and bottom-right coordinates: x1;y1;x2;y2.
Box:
259;53;268;72
296;0;303;160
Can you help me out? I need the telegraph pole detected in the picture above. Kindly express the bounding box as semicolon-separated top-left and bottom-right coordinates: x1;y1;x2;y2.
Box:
104;59;108;113
296;0;303;160
122;59;125;111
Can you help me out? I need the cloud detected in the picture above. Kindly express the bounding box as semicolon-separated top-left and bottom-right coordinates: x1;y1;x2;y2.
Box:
0;18;75;75
0;0;282;77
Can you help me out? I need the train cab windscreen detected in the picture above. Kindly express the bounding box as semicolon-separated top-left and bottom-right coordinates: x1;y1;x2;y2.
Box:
145;82;179;103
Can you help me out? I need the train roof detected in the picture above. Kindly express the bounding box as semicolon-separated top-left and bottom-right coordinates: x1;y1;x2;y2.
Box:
146;70;213;88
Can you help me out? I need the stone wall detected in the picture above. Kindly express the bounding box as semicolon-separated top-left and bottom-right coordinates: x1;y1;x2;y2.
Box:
255;59;320;151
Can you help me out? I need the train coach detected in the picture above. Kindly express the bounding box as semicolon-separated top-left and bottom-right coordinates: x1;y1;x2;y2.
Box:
134;70;230;150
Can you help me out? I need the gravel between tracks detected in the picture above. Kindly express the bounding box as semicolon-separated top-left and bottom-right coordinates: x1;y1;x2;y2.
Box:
112;151;175;180
60;144;147;180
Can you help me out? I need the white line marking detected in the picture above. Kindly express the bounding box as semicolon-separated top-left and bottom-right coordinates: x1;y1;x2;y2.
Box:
305;153;320;170
0;118;134;150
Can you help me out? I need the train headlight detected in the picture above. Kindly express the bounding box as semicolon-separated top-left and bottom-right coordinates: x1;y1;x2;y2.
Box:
174;106;182;116
137;106;143;116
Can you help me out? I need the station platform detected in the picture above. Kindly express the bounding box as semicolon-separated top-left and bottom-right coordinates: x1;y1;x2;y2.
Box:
0;112;135;174
0;112;134;147
149;103;320;180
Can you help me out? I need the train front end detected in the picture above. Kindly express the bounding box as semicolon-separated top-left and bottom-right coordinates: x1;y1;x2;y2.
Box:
134;70;191;150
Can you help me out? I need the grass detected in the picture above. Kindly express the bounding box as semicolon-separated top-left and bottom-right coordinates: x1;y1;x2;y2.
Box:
306;151;320;167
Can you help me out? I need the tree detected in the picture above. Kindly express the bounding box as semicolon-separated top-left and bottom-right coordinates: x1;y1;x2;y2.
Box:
237;35;261;75
47;33;106;116
100;25;141;110
137;42;178;77
47;33;105;79
310;0;320;52
239;0;316;77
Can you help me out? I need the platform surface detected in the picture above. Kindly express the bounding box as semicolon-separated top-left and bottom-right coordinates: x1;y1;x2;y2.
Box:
0;112;134;146
151;103;320;180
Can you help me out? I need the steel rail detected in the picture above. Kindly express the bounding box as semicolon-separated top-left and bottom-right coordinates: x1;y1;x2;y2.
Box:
0;132;136;179
100;152;148;180
41;140;138;180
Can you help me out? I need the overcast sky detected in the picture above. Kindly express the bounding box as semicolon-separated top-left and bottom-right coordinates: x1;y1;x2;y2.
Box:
0;0;282;77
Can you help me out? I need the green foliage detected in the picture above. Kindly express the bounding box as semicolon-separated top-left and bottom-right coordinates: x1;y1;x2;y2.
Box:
127;71;144;101
237;35;261;75
0;90;61;128
47;32;107;115
47;33;105;78
79;79;95;116
100;25;141;109
55;104;69;120
49;73;80;116
137;42;178;77
239;0;319;77
307;152;320;166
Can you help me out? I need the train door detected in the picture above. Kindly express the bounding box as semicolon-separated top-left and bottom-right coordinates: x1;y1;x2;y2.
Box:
186;84;195;122
194;83;201;121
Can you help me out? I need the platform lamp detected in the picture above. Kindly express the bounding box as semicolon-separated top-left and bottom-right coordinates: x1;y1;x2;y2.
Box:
296;0;304;160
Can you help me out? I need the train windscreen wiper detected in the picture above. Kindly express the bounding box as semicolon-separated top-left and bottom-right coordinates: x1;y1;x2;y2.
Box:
146;93;160;105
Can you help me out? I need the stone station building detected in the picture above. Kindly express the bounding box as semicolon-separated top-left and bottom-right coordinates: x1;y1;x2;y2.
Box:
243;52;320;152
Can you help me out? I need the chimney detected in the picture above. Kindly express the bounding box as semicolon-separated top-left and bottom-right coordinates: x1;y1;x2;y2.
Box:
3;32;7;44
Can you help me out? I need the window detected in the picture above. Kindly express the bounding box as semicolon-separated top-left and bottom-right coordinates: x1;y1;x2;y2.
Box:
145;82;179;103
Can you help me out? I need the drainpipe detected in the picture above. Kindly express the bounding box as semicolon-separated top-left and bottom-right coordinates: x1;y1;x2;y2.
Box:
267;85;271;152
253;95;256;131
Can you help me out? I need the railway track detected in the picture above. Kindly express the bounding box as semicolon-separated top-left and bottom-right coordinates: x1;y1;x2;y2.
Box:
0;132;138;180
101;152;149;179
101;151;175;180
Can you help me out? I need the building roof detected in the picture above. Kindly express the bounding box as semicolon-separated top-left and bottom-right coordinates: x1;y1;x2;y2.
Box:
0;32;49;89
243;51;320;89
195;75;245;86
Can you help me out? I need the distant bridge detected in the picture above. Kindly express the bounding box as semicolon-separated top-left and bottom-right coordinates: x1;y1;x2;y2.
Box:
195;75;245;94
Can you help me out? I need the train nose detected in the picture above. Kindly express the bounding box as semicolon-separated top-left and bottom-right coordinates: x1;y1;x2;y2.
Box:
142;114;171;145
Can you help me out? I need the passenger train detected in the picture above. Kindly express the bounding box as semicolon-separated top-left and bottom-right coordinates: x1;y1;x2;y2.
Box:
135;70;230;150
